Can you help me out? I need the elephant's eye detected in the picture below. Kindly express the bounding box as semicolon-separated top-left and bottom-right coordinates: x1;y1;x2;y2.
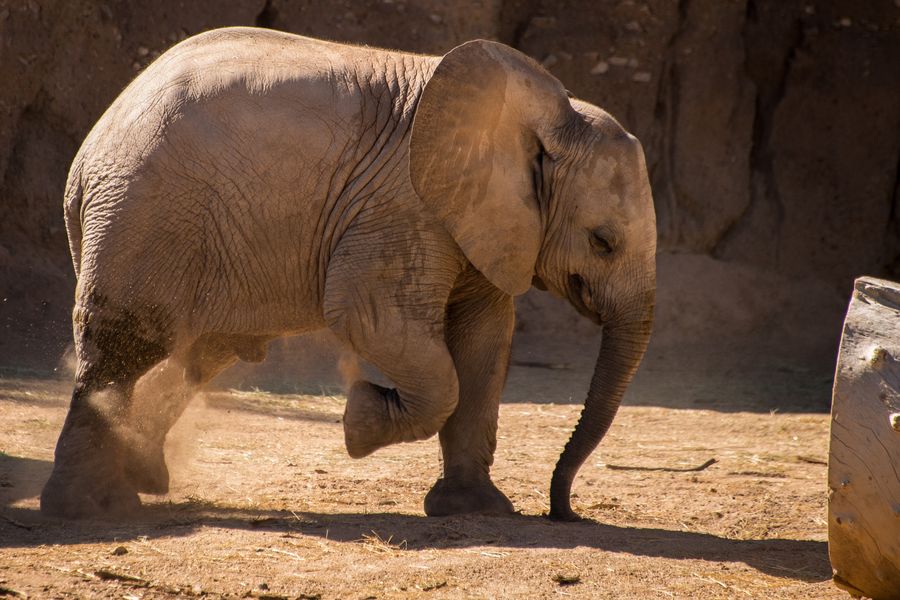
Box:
590;229;614;255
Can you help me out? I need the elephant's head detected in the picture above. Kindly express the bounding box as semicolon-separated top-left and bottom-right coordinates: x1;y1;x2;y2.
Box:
410;40;656;520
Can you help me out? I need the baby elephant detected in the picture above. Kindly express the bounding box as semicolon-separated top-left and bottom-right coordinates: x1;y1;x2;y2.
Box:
41;28;656;521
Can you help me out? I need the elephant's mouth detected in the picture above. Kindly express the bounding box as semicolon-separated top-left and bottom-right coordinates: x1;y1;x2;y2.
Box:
567;274;603;325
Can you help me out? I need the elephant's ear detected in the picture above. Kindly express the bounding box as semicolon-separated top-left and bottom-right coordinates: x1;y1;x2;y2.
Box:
409;40;577;296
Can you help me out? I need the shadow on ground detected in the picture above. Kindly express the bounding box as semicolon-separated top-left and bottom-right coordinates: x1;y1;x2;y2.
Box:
0;453;52;508
1;496;830;583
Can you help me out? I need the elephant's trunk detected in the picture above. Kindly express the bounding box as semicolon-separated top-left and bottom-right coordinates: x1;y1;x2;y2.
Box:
549;296;654;520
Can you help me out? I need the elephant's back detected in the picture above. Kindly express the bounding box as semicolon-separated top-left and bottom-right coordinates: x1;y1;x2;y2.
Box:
81;28;417;161
72;28;435;335
77;27;437;208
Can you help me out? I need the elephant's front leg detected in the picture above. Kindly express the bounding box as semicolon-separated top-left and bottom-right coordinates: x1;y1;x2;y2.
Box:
324;252;461;459
340;327;459;458
424;274;516;516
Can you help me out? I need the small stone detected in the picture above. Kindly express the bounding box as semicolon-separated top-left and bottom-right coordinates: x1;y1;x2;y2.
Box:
890;413;900;432
132;61;141;71
838;17;852;27
542;53;558;68
553;573;581;586
632;71;652;83
804;5;815;15
259;582;270;591
111;546;128;556
590;61;609;75
608;56;628;67
866;346;888;367
428;14;442;24
137;46;149;57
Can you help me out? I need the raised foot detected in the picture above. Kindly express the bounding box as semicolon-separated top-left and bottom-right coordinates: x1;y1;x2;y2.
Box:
424;477;514;517
343;381;404;458
40;470;140;519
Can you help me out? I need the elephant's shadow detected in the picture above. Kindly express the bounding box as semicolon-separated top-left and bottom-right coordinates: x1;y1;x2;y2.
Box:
1;471;829;584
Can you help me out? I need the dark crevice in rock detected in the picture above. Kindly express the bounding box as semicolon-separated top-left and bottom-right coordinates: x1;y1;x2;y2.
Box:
506;14;532;49
255;0;277;29
496;0;540;49
886;153;900;278
650;0;689;249
712;2;804;262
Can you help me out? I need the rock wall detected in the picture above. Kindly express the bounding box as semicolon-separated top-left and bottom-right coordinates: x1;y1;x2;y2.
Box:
0;0;898;369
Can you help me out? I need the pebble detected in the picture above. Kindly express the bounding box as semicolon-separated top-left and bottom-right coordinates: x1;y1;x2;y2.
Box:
632;71;652;83
608;56;629;67
590;60;609;75
137;46;149;57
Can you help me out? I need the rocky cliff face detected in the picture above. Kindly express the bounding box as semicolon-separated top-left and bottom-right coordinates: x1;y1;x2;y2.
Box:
1;0;898;370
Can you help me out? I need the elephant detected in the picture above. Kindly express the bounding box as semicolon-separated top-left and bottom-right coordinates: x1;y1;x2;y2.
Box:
40;27;656;521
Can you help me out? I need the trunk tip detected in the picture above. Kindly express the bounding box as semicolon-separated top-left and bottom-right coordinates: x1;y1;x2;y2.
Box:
549;466;580;521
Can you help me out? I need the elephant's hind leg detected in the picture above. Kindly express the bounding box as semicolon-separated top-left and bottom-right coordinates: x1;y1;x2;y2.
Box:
424;273;515;516
125;334;255;495
40;302;172;518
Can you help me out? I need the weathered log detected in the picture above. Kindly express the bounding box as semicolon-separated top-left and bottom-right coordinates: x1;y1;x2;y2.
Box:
829;276;900;599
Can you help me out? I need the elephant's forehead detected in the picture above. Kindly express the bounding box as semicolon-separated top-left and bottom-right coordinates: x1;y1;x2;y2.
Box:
575;154;633;208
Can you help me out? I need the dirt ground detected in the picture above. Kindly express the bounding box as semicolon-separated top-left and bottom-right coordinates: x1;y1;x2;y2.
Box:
0;337;845;600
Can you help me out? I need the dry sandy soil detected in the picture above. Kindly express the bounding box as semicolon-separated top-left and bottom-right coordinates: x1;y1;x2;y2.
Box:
0;336;845;600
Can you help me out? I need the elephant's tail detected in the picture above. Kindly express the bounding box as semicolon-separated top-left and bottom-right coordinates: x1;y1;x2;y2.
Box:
63;160;84;277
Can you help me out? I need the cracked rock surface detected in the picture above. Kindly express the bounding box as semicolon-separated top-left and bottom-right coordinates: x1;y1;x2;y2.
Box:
0;0;897;375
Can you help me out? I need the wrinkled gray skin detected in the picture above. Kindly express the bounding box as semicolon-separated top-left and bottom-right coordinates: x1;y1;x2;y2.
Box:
41;28;656;521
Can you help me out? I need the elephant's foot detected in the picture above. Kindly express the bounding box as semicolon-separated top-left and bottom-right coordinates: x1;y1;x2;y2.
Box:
343;381;406;458
41;418;144;518
424;476;514;517
124;434;170;494
40;467;141;519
